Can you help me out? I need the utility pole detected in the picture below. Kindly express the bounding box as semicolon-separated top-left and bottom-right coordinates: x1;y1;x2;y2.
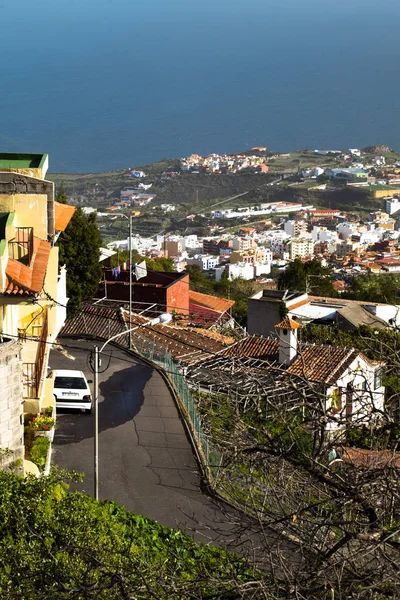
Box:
129;215;132;349
94;345;99;501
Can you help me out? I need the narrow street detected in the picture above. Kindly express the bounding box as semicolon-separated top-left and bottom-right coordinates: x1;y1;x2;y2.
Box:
50;339;296;564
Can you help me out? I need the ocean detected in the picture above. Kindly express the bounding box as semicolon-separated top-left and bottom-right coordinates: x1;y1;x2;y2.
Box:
1;0;400;173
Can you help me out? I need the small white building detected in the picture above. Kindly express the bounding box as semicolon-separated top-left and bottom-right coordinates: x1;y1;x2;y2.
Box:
184;235;200;250
187;254;220;271
312;226;339;243
233;315;385;434
384;196;400;215
337;222;358;240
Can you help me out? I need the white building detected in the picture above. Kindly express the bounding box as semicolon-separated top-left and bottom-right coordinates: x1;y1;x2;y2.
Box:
160;204;176;212
231;237;254;251
226;262;255;281
337;222;358;240
384;197;400;215
284;220;308;238
312;226;339;243
226;313;385;434
184;235;200;250
186;254;220;271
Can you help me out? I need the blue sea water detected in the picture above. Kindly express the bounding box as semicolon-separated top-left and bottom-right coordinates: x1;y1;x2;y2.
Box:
0;0;399;173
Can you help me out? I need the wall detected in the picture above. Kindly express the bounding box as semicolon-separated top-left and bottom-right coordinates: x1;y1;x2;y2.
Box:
0;194;49;240
248;292;282;337
374;189;400;199
0;339;24;471
166;273;189;314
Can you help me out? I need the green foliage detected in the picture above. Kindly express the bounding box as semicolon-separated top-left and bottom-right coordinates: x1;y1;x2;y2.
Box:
278;258;337;297
196;392;236;440
343;274;400;304
30;436;50;472
110;248;175;272
185;264;213;291
56;183;67;205
58;207;103;317
0;471;260;599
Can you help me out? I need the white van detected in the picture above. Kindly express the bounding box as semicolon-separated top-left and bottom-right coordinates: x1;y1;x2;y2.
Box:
50;369;93;413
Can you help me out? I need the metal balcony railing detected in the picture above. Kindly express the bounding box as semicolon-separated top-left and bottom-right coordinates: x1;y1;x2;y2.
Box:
22;310;48;400
8;227;34;265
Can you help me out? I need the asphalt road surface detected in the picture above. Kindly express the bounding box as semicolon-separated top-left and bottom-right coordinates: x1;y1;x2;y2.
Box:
50;339;295;562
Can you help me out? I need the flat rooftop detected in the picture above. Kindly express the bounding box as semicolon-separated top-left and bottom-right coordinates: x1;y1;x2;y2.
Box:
0;153;48;170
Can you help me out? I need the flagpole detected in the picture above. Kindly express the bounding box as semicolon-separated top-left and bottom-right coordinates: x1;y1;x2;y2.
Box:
129;215;132;349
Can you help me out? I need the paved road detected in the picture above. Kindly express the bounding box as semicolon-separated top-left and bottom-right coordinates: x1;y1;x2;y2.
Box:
50;339;295;563
51;341;210;532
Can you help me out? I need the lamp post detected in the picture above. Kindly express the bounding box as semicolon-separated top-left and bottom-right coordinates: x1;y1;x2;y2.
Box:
114;213;133;349
92;313;172;500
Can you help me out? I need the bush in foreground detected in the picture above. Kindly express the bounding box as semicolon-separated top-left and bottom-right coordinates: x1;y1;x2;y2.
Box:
0;470;261;599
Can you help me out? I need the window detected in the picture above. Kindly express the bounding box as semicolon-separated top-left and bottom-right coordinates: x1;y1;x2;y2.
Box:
374;368;383;390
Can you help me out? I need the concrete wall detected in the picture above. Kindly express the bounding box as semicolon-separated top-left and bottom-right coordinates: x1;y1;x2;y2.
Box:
248;294;281;337
0;339;24;471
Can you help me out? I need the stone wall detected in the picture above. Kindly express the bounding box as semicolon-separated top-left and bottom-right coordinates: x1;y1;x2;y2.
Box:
0;339;24;471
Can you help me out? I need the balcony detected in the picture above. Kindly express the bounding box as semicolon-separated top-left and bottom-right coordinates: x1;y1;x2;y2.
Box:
22;310;49;408
8;227;34;266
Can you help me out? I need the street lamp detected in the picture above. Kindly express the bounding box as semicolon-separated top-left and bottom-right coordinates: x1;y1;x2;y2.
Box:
114;213;133;349
92;313;172;500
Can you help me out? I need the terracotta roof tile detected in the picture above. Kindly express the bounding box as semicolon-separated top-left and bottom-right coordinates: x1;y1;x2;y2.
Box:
221;337;279;360
54;201;75;232
341;447;400;469
59;304;229;364
219;336;360;385
189;290;235;313
275;317;301;330
4;237;51;296
287;346;357;385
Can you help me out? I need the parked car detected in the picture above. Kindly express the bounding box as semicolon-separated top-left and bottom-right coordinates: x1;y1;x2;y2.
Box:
49;369;93;413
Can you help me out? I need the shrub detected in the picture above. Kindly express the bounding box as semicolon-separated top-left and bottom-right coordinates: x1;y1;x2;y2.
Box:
30;437;50;471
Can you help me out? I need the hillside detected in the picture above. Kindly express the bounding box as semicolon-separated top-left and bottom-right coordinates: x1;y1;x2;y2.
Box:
48;147;398;239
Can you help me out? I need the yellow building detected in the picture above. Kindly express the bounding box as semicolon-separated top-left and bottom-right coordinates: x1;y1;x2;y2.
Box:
0;153;75;418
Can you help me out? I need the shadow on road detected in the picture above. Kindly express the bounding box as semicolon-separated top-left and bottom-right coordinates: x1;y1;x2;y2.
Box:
55;364;153;445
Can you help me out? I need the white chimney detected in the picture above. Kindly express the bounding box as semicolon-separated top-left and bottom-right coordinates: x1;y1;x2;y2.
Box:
275;318;301;366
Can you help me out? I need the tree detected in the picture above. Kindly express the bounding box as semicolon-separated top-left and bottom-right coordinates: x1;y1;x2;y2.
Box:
56;183;67;205
58;208;102;317
343;274;400;304
278;258;338;297
189;345;400;599
0;470;261;599
110;249;175;272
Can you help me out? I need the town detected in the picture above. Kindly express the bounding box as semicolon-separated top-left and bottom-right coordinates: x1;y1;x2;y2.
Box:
1;150;400;598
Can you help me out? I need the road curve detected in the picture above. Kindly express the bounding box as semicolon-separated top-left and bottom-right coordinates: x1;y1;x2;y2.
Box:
50;339;294;561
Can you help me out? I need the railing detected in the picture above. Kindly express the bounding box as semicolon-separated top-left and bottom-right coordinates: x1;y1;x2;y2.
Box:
22;310;48;400
23;363;38;398
8;227;34;265
131;336;222;483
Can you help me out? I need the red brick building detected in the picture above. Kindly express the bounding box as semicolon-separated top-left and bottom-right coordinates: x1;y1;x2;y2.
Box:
97;269;189;314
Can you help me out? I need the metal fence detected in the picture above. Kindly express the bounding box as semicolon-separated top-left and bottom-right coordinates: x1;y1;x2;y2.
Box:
132;337;222;483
